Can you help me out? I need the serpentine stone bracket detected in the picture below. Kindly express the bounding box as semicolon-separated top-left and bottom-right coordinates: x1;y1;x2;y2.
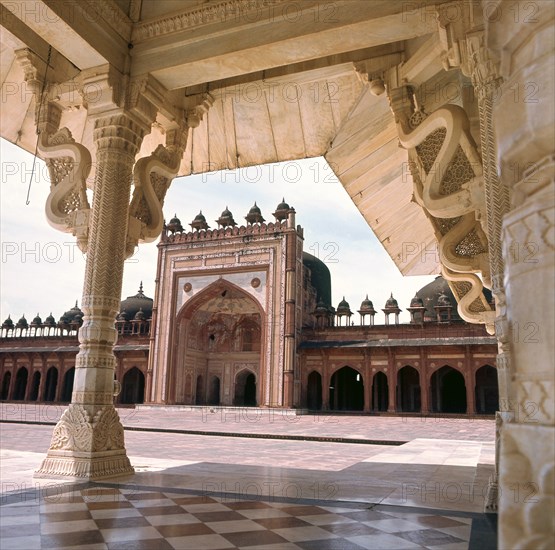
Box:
395;99;496;333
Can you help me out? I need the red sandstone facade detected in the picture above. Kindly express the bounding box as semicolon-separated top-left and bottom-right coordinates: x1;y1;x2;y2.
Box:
0;203;498;415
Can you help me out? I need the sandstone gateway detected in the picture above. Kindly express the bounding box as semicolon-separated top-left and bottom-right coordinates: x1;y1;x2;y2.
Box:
0;1;553;547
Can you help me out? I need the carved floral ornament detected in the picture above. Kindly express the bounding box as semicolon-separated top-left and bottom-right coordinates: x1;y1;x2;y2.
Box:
49;404;125;452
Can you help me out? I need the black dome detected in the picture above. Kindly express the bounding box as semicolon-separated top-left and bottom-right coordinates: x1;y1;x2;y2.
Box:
302;252;332;307
2;315;14;329
167;214;184;233
44;313;56;326
385;293;399;308
31;313;42;326
273;198;291;221
410;294;424;307
16;315;28;328
359;295;375;312
60;301;83;323
119;283;153;320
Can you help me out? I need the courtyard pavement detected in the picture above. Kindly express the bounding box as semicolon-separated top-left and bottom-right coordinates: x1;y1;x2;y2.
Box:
0;404;497;549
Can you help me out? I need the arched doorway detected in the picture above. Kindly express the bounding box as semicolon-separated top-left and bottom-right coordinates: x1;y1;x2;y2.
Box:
208;376;220;405
475;365;499;414
195;375;205;405
234;370;257;406
307;371;322;410
397;366;421;412
61;367;75;402
1;371;11;400
121;367;145;404
13;367;28;400
174;280;263;405
329;366;364;411
30;371;41;401
431;366;467;413
372;371;388;412
43;367;58;402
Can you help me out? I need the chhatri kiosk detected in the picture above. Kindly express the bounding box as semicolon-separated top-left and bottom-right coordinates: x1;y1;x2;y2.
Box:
0;1;553;546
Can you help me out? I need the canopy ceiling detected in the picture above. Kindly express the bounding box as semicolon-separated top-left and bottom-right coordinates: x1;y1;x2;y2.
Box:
0;0;453;275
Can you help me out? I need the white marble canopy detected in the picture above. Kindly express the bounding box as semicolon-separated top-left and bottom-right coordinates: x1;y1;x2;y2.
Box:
0;0;455;276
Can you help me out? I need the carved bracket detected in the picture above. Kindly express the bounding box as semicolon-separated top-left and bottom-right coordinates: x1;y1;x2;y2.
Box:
396;103;495;332
15;49;92;252
126;141;184;256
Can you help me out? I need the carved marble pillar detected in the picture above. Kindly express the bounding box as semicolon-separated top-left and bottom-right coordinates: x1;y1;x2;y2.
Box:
36;110;148;479
464;30;515;510
485;1;555;546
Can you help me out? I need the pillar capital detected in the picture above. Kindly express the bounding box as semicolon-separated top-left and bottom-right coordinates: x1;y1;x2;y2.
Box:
92;112;147;158
464;31;503;101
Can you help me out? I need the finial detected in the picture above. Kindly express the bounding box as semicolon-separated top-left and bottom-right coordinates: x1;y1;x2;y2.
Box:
139;281;143;292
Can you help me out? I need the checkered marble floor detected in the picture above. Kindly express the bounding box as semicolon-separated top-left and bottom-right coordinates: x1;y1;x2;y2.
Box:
0;485;495;550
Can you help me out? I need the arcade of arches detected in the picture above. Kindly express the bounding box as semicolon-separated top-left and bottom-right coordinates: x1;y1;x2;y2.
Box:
303;363;498;414
1;212;498;414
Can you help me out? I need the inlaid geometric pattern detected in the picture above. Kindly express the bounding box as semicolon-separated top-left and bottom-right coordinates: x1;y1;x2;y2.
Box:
1;485;486;550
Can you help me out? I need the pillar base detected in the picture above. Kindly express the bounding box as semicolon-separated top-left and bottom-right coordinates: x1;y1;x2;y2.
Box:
484;473;498;512
35;403;134;480
36;449;134;480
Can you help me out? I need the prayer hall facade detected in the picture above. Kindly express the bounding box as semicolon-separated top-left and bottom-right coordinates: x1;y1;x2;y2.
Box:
0;1;553;546
1;201;498;415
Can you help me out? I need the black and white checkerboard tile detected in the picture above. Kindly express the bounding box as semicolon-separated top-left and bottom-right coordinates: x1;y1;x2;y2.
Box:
1;485;496;549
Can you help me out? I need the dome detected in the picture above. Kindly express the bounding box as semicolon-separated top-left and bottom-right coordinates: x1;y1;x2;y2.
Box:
314;299;329;315
302;252;332;307
190;210;209;231
338;297;350;308
44;313;56;327
273;198;291;221
245;202;265;224
2;315;14;329
117;310;128;321
359;295;375;312
385;293;399;308
60;301;83;323
119;282;153;320
134;308;145;321
216;206;237;227
16;315;28;329
31;313;42;326
166;214;184;233
410;294;424;307
336;297;351;315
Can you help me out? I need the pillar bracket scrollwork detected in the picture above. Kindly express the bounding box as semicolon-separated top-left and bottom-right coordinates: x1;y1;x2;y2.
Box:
15;48;92;252
392;98;495;333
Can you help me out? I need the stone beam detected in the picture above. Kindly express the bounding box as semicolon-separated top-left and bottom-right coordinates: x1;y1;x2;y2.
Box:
131;1;440;90
0;0;128;71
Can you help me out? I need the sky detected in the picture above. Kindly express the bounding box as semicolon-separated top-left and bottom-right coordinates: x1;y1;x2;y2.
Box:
0;137;437;324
